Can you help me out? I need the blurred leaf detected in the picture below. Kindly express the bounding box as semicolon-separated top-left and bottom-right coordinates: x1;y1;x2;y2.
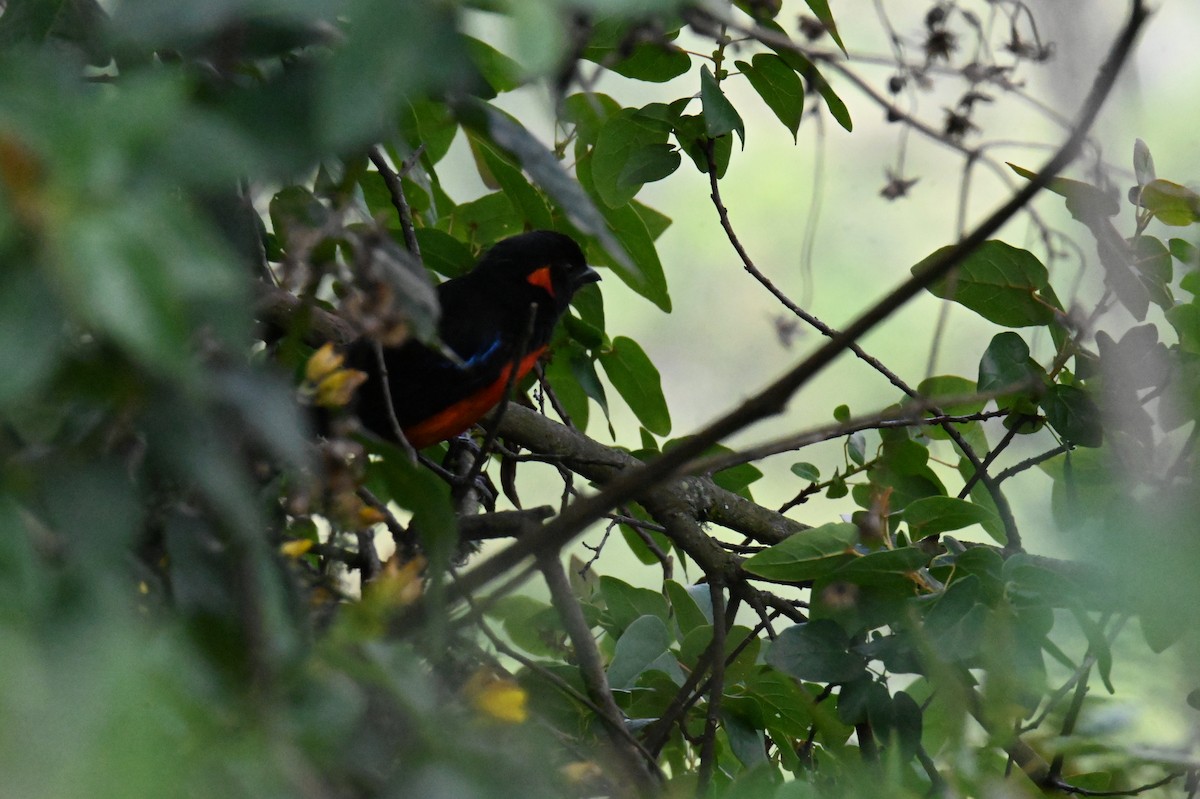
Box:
461;100;635;275
0;0;110;64
736;54;805;140
1139;179;1200;226
414;228;475;277
1008;163;1121;220
767;620;868;683
468;133;554;229
1133;139;1156;186
607;614;682;689
400;95;459;165
917;240;1058;327
700;66;745;145
0;265;62;405
742;522;858;582
1169;237;1198;267
599;336;671;435
1166;302;1200;355
463;35;524;95
581;18;691;82
921;576;988;661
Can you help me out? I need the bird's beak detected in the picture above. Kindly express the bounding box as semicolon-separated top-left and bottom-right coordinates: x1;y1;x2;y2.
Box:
571;265;601;292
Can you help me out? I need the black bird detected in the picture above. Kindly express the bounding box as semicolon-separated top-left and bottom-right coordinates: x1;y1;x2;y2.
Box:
349;230;599;448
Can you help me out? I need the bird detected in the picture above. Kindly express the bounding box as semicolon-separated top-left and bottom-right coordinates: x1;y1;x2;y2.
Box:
347;230;599;449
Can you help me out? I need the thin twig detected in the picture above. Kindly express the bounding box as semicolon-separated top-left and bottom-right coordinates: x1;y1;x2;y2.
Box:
538;552;661;794
413;0;1147;608
367;145;421;259
696;579;729;796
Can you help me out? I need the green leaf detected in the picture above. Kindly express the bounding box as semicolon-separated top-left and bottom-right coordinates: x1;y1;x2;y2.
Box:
742;522;858;582
977;332;1039;395
700;66;745;145
0;0;108;63
400;96;458;165
833;404;850;423
413;228;475;277
618;142;681;189
916;240;1058;327
575;156;671;311
846;432;866;466
463;35;524;95
1133;138;1156;186
598;575;669;635
767;620;868;683
591;109;671;208
803;0;847;53
1167;302;1200;355
607;614;683;689
903;496;1001;535
1139;179;1200;226
833;547;932;587
486;595;561;657
921;576;989;661
664;580;710;637
1008;163;1120;220
672;112;732;177
462;100;635;275
736;54;805;140
0;266;62;405
468;133;554;229
759;25;853;132
599;336;671;435
915;375;984;415
791;462;820;481
445;191;523;243
1169;237;1198;267
1132;235;1174;310
581;20;691;83
1040;384;1103;447
607;42;692;83
562;92;622;148
544;341;592;432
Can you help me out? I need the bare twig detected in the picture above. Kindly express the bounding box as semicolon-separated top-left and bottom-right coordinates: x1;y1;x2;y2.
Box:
408;0;1148;616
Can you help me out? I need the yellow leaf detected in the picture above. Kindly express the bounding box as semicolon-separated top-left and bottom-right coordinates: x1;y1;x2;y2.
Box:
314;368;368;408
280;538;314;558
357;505;387;528
559;761;604;785
367;556;425;607
305;342;345;384
463;668;528;724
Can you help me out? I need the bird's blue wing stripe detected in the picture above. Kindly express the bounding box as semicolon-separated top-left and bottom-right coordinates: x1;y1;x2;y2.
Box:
458;337;502;369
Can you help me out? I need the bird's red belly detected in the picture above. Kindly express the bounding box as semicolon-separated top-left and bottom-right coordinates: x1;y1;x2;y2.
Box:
401;346;547;449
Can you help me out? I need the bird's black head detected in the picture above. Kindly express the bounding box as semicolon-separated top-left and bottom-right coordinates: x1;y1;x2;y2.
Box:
477;230;600;314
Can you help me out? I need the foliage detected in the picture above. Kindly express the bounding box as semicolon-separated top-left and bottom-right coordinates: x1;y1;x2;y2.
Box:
0;0;1196;798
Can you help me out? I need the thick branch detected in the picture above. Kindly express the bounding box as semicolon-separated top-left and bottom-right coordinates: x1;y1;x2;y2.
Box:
437;0;1145;602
